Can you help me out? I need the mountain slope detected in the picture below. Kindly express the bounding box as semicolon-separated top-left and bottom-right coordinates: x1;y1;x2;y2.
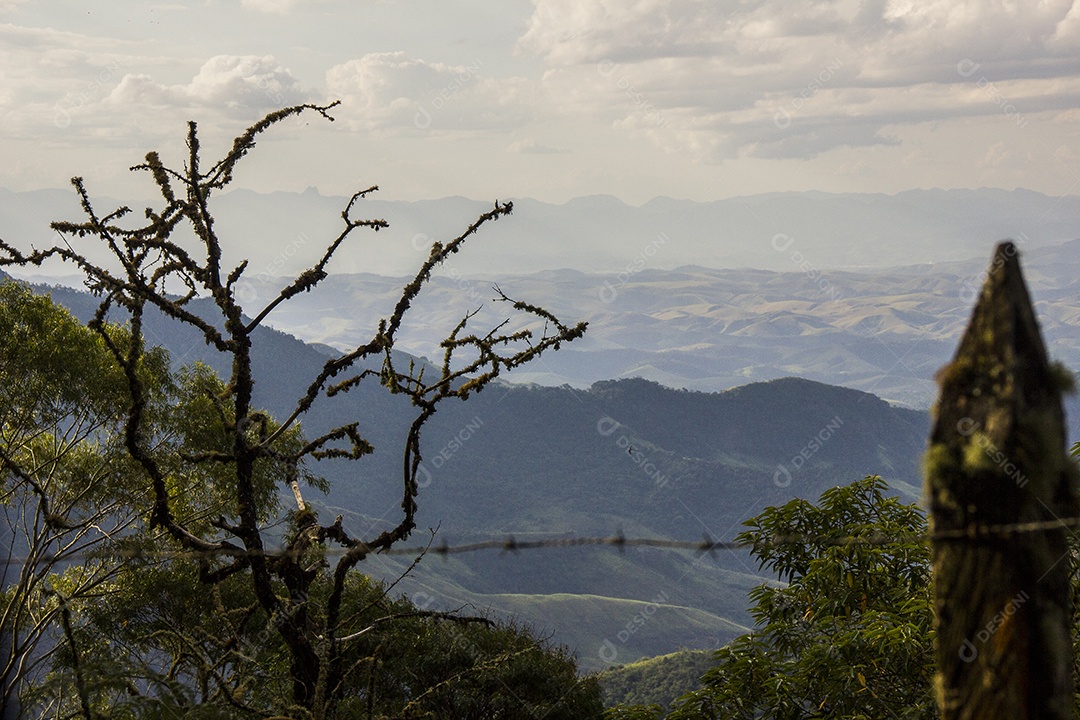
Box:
161;241;1080;415
11;277;935;670
598;649;715;709
8;186;1077;412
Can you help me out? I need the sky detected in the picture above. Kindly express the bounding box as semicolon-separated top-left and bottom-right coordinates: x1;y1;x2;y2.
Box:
2;0;1080;205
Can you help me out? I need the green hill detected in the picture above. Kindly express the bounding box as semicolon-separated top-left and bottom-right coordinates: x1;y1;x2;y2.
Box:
29;279;934;668
463;594;744;674
598;649;715;709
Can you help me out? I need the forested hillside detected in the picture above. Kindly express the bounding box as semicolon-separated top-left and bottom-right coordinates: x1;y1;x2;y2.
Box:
12;269;935;671
599;650;715;709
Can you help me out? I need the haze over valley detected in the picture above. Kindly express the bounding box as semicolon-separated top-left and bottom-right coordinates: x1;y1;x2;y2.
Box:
8;186;1076;412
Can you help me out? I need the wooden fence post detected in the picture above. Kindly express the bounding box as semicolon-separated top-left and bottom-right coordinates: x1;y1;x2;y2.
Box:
926;241;1078;719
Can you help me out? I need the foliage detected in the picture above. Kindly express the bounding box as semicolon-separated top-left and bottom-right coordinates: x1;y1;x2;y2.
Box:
38;545;602;719
0;103;587;719
598;650;713;710
614;453;1080;719
664;476;935;720
345;580;603;719
0;279;172;716
604;703;665;720
1072;443;1080;714
22;358;321;718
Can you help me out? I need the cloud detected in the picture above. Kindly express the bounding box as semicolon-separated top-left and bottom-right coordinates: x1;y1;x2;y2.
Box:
0;23;162;140
240;0;332;14
1049;2;1080;50
0;23;135;100
508;137;570;154
0;0;33;12
108;55;308;111
325;51;532;133
0;35;309;150
519;0;1080;161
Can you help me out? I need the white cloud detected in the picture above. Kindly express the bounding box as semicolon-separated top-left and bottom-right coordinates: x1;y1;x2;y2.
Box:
0;0;32;12
0;23;162;142
0;22;308;140
519;0;1080;161
187;55;306;108
108;72;171;105
1;1;1078;202
518;0;738;65
1049;1;1080;50
0;23;135;100
240;0;331;14
0;40;310;161
108;55;308;111
508;137;570;153
325;51;532;133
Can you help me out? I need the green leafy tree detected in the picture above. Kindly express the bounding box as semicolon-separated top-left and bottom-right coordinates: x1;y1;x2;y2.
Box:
665;476;935;720
1070;441;1080;715
0;102;588;719
0;279;173;716
331;576;602;719
26;354;601;719
599;650;713;713
604;703;664;720
23;360;318;718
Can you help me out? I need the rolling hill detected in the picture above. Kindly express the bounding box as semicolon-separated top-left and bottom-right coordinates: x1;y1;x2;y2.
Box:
153;239;1080;417
8;274;939;670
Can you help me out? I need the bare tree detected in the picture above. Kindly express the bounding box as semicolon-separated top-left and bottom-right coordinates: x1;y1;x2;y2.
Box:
0;101;586;718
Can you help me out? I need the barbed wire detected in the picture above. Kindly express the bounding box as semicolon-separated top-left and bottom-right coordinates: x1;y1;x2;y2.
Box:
5;513;1080;567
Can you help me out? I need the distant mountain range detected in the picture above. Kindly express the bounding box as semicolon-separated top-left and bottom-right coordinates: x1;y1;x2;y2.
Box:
3;185;1078;670
4;185;1080;278
7;186;1075;412
220;243;1080;415
9;275;937;671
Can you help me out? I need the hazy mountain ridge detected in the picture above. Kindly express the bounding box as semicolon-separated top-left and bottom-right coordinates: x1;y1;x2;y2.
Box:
345;373;930;670
199;240;1080;417
4;185;1077;670
5;186;1080;279
4;273;940;670
6;186;1076;413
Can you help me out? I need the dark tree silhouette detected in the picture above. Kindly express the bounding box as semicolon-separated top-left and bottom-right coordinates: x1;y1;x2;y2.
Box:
0;101;586;718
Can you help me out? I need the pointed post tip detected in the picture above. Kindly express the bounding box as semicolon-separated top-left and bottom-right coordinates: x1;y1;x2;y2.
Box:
986;241;1022;284
926;238;1077;718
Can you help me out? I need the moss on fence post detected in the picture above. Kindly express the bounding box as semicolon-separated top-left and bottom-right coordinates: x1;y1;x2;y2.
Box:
925;241;1078;719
